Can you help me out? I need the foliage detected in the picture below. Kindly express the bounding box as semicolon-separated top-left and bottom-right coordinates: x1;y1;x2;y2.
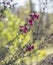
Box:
0;10;32;65
0;10;50;65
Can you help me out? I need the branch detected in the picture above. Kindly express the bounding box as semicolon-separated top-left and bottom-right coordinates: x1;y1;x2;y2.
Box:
4;41;30;65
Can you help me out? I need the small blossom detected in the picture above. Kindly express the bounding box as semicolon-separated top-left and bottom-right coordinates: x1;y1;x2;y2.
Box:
23;26;28;34
19;26;28;34
31;45;34;49
30;13;39;19
29;13;35;20
26;45;31;51
34;14;39;19
26;45;34;51
28;19;34;26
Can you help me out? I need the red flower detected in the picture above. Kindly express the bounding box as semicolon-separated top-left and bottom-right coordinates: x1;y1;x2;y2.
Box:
26;45;31;51
26;45;34;51
23;26;28;34
28;19;34;26
34;14;39;19
31;45;34;49
29;13;35;20
19;26;28;34
30;13;39;19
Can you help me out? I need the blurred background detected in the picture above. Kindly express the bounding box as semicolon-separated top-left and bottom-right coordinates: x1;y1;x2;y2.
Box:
0;0;53;65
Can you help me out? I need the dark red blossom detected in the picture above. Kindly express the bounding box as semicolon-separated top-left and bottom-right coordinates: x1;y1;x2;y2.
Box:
29;13;39;19
26;45;34;51
26;45;31;51
34;14;39;19
19;26;28;34
23;26;28;34
31;45;34;49
28;19;34;26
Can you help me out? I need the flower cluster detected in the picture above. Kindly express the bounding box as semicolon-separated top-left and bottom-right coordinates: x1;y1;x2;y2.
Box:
28;13;39;26
19;13;39;51
19;12;39;34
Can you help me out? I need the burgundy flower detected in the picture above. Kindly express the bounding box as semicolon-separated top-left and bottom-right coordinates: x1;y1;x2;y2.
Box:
29;13;39;21
31;45;34;49
26;45;31;51
28;19;34;26
34;14;39;19
19;25;28;34
23;26;28;34
29;13;35;20
26;44;34;51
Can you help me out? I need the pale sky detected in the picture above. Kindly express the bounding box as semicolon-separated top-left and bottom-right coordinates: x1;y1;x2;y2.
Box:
13;0;53;13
